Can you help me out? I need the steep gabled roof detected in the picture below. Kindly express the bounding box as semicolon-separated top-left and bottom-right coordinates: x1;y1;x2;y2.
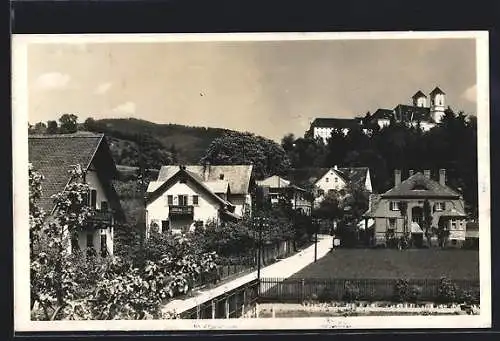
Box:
310;118;360;129
28;132;122;216
382;172;460;198
157;165;252;195
146;167;233;209
430;86;446;96
412;90;427;99
338;167;370;189
256;175;291;188
286;167;369;190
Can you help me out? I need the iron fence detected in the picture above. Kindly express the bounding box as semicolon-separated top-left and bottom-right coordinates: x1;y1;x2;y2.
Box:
259;277;480;303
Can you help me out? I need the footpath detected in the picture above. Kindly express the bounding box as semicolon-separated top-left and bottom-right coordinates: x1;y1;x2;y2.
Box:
161;235;334;316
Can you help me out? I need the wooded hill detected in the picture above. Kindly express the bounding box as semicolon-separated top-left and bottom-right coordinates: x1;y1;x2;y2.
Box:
83;118;234;169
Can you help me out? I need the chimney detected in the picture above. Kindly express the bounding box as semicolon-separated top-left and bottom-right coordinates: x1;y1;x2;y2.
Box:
394;169;401;186
203;162;210;181
334;165;338;170
408;169;414;177
424;169;431;179
439;169;446;186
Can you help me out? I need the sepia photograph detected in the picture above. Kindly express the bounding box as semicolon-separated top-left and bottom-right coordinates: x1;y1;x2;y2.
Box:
12;32;490;331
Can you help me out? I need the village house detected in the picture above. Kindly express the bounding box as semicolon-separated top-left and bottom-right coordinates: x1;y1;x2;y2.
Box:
364;169;468;248
28;132;125;257
287;166;373;208
255;175;312;215
145;164;252;235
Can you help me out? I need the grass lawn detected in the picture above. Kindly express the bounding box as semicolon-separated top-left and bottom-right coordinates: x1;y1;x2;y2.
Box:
289;248;479;280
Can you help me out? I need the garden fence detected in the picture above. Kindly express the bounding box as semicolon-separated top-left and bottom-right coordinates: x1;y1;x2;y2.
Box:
259;277;480;303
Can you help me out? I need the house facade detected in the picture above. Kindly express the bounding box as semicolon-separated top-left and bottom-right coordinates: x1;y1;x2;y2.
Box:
29;132;125;257
145;164;252;235
255;175;312;215
287;166;373;207
364;169;468;248
305;118;366;143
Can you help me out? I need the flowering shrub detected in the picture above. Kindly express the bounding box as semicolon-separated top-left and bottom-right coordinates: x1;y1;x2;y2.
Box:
437;277;458;303
30;164;219;320
394;279;422;303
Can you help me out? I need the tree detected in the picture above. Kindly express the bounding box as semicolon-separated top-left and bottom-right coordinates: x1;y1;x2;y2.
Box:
201;132;291;179
46;120;59;134
398;201;409;249
59;114;79;134
422;199;433;247
83;117;98;131
30;164;92;320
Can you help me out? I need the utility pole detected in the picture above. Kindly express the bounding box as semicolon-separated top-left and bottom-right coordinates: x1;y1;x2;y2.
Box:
314;219;318;263
257;217;262;283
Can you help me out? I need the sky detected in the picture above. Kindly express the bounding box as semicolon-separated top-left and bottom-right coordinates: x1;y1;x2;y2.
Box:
27;37;477;142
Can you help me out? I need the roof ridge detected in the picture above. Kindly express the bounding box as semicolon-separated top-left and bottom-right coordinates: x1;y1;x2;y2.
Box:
29;133;104;139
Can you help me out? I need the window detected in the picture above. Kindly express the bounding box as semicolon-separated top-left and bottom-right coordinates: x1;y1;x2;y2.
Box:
389;218;396;229
178;195;188;206
100;234;108;258
435;202;445;211
162;220;170;232
318;189;325;196
167;195;173;205
325;177;329;183
450;220;457;229
192;195;199;205
334;178;338;183
101;201;108;211
390;201;400;211
89;189;97;209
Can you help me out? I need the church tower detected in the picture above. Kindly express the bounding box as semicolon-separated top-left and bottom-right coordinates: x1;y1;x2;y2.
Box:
429;86;446;123
412;90;427;107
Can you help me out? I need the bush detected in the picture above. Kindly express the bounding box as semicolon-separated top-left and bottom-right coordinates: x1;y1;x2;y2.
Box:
437;277;458;303
394;279;422;303
459;288;480;305
342;281;360;302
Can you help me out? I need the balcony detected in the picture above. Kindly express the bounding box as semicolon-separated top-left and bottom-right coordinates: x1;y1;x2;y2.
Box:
169;205;194;216
87;209;113;227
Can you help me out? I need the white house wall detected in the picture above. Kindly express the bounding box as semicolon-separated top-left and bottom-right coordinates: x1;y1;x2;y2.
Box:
146;181;222;234
74;162;113;256
314;169;347;205
365;169;373;192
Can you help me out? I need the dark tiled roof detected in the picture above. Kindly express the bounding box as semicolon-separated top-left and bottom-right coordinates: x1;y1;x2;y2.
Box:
29;133;106;212
430;86;446;96
285;168;331;187
157;165;253;194
371;109;394;120
412;90;427;99
310;118;360;129
382;172;460;198
338;167;369;189
393;104;432;123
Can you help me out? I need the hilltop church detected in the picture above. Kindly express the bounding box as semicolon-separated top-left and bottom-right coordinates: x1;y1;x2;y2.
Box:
306;86;447;143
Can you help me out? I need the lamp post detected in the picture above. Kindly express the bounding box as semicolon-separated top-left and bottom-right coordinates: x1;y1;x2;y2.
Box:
255;216;268;284
312;217;320;263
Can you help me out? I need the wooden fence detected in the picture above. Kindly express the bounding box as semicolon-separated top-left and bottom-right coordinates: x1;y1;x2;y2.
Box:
179;279;260;319
259;277;480;303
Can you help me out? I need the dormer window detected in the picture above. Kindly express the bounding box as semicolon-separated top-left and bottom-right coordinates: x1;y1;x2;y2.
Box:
390;201;400;211
412;184;427;191
435;202;445;211
219;174;224;180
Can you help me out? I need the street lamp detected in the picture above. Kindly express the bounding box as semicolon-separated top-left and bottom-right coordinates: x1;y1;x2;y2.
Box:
254;216;269;284
312;217;320;263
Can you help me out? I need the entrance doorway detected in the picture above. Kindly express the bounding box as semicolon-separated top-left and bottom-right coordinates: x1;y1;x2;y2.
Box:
412;206;423;225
